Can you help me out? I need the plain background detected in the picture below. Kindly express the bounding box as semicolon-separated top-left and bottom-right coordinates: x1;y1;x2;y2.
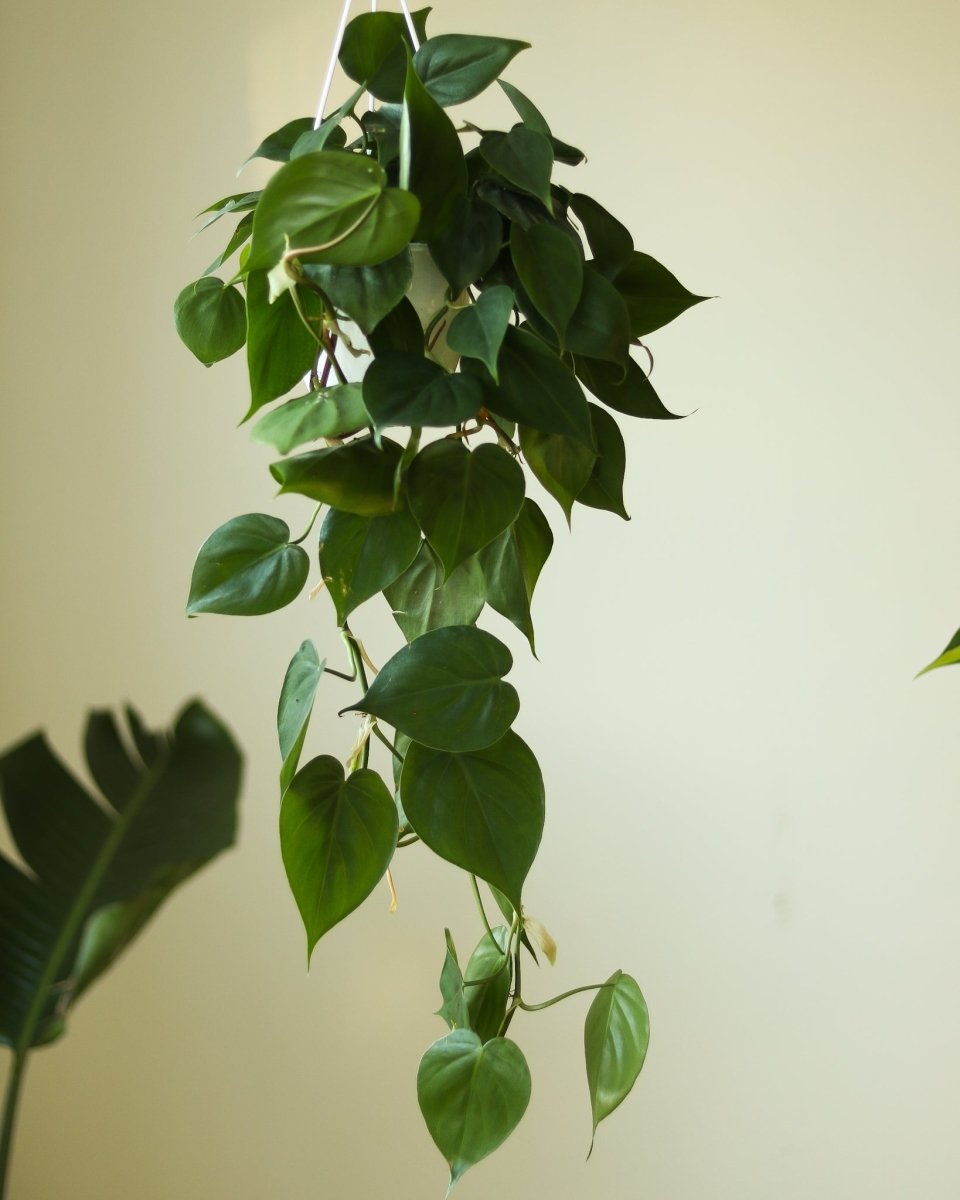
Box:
2;0;960;1196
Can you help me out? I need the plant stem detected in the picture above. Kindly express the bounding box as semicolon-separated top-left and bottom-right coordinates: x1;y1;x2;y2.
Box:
291;503;322;545
470;876;496;943
0;1051;26;1200
342;624;370;768
517;981;612;1013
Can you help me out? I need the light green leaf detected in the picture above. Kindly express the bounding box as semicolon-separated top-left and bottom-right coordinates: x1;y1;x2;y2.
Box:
577;405;629;519
280;757;398;963
187;513;309;616
271;437;403;516
918;626;960;677
251;384;370;454
318;508;421;625
428;194;503;296
417;1030;531;1190
414;35;529;107
278;641;323;792
574;355;682;420
244;269;321;418
479;127;554;213
491;327;593;446
358;625;519;753
613;251;708;337
463;926;511;1043
401;731;543;913
202;212;254;277
401;49;468;241
302;248;413;333
478;498;553;652
510;222;583;349
446;285;514;380
519;424;596;526
174;277;246;366
362;353;483;432
584;971;650;1150
384;542;485;641
406;440;525;577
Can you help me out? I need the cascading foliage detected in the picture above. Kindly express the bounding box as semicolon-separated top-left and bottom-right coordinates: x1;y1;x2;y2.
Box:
175;10;705;1190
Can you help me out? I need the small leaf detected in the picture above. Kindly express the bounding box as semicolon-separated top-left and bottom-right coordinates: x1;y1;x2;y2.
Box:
478;499;553;651
362;353;483;432
251;384;370;454
510;223;583;348
417;1030;531;1190
437;928;467;1029
278;641;323;791
202;212;254;277
584;971;650;1150
917;626;960;677
613;251;708;337
174;278;246;366
574;355;682;420
358;626;519;753
384;542;485;641
479;127;554;213
463;926;511;1042
271;437;403;516
243;116;314;166
245;270;322;418
313;187;420;268
491;327;593;446
562;266;631;366
279;756;398;962
447;285;514;380
414;35;529;107
577;405;629;519
318;508;421;625
406;440;525;577
570;194;633;277
497;79;551;136
400;730;543;912
428;194;503;296
187;514;309;616
302;249;413;333
401;49;468;241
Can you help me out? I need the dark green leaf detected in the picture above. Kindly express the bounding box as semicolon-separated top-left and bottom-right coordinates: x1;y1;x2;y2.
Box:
562;266;631;365
574;355;682;420
367;295;424;356
384;542;485;641
407;440;525;577
478;499;553;651
318;508;421;625
414;35;529;107
401;731;543;912
401;50;468;241
361;104;402;166
464;926;511;1042
174;277;246;366
570;194;633;277
340;9;431;102
202;212;254;277
491;327;593;446
250;383;370;454
447;285;513;380
497;79;550;136
584;971;650;1150
245;270;321;418
474;178;546;231
187;513;309;616
0;703;240;1048
918;626;960;677
519;425;596;525
248;151;386;271
613;251;708;337
290;122;349;158
302;249;413;333
362;353;483;432
428;193;503;295
437;928;467;1029
271;437;403;516
578;405;629;519
243;116;314;166
510;223;583;348
279;757;398;963
479;127;554;213
418;1030;531;1188
278;640;323;792
358;625;519;753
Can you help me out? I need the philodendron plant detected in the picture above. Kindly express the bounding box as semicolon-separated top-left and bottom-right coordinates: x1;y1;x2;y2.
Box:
175;10;705;1191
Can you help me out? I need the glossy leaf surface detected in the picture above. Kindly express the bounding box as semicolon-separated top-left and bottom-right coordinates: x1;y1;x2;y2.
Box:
271;437;403;516
318;508;421;625
363;353;483;432
251;384;370;454
584;971;650;1148
401;53;467;241
278;640;323;792
437;929;467;1029
463;926;511;1042
187;514;309;616
245;269;320;417
340;9;430;102
384;543;485;641
510;222;583;348
492;327;593;446
447;285;513;380
519;425;596;525
359;626;518;753
279;756;398;962
303;249;413;332
479;127;554;213
174;278;246;365
414;35;529;106
244;116;314;166
575;355;682;421
613;251;708;337
478;498;553;651
577;405;629;519
428;194;503;295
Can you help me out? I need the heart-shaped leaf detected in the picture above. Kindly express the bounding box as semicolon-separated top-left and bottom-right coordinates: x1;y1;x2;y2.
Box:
277;640;324;792
479;127;554;213
318;507;421;625
358;625;518;753
245;269;322;418
271;437;403;516
414;35;529;107
187;514;309;616
491;327;593;446
510;223;583;349
251;384;370;454
446;285;514;380
584;971;650;1151
562;266;632;366
478;499;553;653
400;730;543;912
363;353;483;432
340;9;430;102
612;251;708;337
384;542;485;641
518;425;596;525
428;194;503;296
174;277;246;365
406;440;525;577
303;249;413;333
279;756;398;963
417;1030;531;1190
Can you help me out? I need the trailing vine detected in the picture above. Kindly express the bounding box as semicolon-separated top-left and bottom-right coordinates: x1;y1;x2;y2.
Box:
175;11;705;1190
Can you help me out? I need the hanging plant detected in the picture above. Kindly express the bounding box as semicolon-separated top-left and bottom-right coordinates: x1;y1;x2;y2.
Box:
176;7;706;1190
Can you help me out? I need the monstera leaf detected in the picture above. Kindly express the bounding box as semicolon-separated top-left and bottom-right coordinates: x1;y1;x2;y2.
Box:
0;701;241;1051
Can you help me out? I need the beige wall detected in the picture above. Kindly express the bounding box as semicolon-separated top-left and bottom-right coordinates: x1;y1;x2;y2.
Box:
2;0;960;1195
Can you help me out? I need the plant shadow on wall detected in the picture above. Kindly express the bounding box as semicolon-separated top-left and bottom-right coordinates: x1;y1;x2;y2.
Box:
175;9;707;1193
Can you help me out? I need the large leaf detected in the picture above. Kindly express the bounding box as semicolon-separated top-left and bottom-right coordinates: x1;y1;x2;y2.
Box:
279;757;398;963
0;702;240;1050
518;425;596;525
561;267;632;366
478;499;553;652
577;405;629;520
479;127;554;213
584;971;650;1150
446;285;514;381
251;384;370;454
406;440;525;577
613;251;708;337
510;223;583;349
302;249;413;333
277;640;324;792
174;277;246;366
574;354;682;420
491;327;593;446
400;731;543;913
362;353;483;432
918;626;960;677
357;625;518;753
317;508;422;625
428;193;503;296
271;436;403;516
245;269;321;418
417;1029;531;1190
384;542;485;641
401;50;467;241
186;513;309;616
463;926;511;1042
340;9;431;102
312;188;420;268
414;35;529;107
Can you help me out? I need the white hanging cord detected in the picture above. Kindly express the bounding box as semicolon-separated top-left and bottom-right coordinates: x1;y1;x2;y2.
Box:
367;0;378;112
397;0;421;50
314;0;355;129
